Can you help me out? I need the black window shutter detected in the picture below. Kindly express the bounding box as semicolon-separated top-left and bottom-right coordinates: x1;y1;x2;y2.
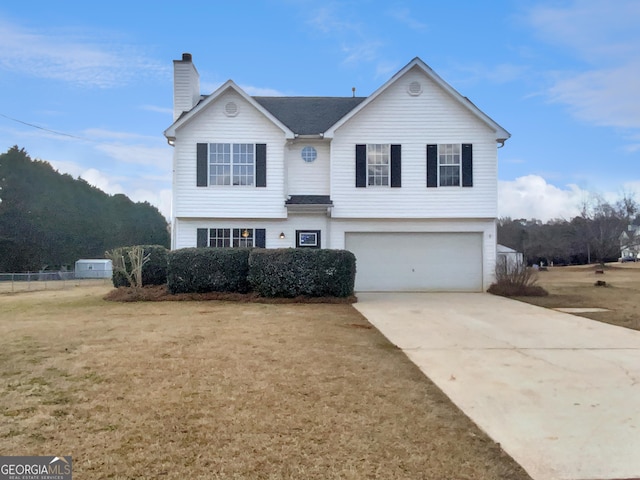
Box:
390;144;401;187
255;228;266;248
197;228;208;248
426;144;438;188
355;144;367;187
256;144;267;187
462;143;473;187
197;143;208;187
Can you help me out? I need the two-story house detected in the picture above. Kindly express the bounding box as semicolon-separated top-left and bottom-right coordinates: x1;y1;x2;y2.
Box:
164;53;510;292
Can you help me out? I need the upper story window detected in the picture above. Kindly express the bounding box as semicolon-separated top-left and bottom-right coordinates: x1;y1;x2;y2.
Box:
427;143;472;188
301;146;317;163
367;144;390;186
355;144;401;188
209;143;254;186
438;144;461;187
197;143;266;188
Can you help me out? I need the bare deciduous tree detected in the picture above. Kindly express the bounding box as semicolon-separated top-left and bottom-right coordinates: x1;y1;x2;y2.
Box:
106;246;150;289
580;193;638;265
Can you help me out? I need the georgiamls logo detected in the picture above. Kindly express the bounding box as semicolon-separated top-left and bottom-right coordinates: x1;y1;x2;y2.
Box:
0;455;72;478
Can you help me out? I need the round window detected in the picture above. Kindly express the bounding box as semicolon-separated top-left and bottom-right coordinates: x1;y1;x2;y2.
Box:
301;146;317;163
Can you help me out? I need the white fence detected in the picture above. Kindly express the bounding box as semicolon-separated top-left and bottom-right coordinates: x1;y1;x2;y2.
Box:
0;272;111;293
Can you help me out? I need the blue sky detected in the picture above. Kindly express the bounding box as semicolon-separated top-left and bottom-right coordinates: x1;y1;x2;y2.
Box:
1;0;639;221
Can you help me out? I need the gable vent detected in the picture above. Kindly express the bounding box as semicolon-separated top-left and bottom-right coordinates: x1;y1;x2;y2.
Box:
224;102;239;117
407;81;422;96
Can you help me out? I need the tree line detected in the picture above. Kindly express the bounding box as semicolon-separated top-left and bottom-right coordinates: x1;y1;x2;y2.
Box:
0;146;169;272
498;194;639;265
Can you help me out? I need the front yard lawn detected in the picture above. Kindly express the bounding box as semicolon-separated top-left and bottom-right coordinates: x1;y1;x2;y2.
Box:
0;285;530;479
513;263;640;331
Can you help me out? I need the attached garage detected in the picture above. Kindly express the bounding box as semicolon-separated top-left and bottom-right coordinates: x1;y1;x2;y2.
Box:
345;232;483;292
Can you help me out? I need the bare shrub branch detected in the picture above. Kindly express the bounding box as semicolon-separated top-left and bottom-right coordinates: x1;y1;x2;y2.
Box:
489;257;547;297
106;246;150;289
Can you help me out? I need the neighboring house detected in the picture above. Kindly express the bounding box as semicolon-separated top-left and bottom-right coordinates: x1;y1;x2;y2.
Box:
497;244;524;269
164;54;510;292
619;225;640;260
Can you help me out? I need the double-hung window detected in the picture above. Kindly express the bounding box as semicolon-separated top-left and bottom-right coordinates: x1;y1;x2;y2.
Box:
207;228;254;247
355;144;401;188
209;143;254;186
367;144;390;186
426;143;472;188
198;227;266;248
438;144;461;187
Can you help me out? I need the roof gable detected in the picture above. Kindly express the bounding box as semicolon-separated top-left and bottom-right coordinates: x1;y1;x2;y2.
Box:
165;57;510;143
164;80;294;139
324;57;510;142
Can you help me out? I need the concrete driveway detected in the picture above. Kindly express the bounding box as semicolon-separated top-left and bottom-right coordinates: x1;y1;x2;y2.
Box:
354;292;640;480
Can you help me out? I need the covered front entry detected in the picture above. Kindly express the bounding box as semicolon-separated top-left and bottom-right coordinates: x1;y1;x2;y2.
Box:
345;232;483;292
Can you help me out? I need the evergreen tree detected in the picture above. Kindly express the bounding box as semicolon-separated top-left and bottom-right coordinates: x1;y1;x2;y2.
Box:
0;146;169;272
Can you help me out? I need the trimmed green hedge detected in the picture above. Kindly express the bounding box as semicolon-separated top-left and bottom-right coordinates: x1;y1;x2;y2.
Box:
248;249;356;297
112;245;168;287
167;248;251;294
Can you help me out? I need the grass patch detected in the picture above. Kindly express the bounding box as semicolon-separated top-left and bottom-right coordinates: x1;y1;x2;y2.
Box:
512;263;640;330
0;284;531;479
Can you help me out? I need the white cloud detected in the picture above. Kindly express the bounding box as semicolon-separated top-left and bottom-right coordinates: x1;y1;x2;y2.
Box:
140;105;173;115
527;1;640;131
387;7;427;31
546;64;640;130
341;40;383;66
498;175;587;221
0;19;168;88
129;188;172;220
375;60;400;80
528;1;640;62
452;62;531;86
80;168;125;195
82;128;159;142
240;85;286;96
95;143;171;170
306;4;383;66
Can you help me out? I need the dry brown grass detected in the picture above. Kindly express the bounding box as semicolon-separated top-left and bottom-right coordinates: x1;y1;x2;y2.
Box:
0;285;531;479
512;262;640;330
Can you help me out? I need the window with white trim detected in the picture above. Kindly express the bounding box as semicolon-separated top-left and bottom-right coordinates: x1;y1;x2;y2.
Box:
209;143;254;186
208;228;254;248
439;144;461;186
367;144;390;186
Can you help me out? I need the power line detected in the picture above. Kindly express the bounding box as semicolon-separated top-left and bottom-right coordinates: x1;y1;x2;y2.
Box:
0;112;93;142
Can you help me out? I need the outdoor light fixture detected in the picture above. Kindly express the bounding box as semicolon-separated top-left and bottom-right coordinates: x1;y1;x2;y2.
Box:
241;229;249;238
279;232;285;239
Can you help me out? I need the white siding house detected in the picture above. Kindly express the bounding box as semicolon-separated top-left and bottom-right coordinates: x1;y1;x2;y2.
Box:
165;54;510;292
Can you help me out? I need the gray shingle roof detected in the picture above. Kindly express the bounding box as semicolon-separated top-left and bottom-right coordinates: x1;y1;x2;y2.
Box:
253;97;366;135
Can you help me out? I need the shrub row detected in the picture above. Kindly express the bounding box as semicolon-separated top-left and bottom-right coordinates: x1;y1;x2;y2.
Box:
167;248;356;298
111;245;168;287
248;249;356;297
167;248;251;294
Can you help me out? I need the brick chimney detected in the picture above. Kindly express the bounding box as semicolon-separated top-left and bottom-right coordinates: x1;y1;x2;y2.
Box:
173;53;200;121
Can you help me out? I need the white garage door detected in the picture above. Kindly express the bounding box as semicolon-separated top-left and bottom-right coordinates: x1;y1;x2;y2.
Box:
345;232;483;292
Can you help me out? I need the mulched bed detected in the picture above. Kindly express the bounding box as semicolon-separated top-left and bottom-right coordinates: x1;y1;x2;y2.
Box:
104;284;357;304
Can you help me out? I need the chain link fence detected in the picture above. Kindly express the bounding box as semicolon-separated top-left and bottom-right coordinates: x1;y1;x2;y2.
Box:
0;272;111;293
